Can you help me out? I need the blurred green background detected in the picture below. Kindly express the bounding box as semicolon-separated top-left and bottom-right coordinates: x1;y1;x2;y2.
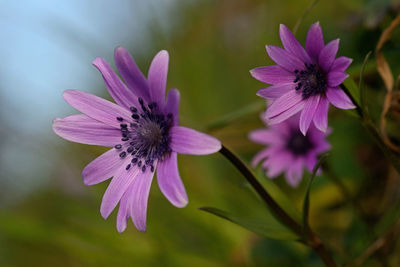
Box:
1;0;400;266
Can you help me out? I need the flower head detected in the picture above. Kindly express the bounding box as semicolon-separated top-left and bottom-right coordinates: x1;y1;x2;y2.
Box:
249;114;330;187
53;47;221;232
250;23;355;135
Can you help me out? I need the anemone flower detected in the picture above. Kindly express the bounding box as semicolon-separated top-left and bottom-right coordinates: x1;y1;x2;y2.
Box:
249;114;330;187
250;23;355;135
53;47;221;232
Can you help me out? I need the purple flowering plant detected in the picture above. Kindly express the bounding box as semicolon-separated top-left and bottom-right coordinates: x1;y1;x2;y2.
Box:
53;47;221;232
251;23;355;135
250;113;331;187
52;16;400;267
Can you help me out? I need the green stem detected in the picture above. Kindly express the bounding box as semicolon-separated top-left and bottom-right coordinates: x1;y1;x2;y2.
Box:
340;84;363;118
322;162;365;215
219;145;338;267
205;101;265;131
340;84;400;174
322;163;353;204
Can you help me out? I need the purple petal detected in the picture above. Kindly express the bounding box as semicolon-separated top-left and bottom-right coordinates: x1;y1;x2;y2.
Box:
116;182;135;233
266;89;302;118
114;47;150;101
279;24;311;63
53;114;121;146
313;138;331;154
285;158;304;187
268;101;305;125
305;153;317;172
250;65;294;84
270;120;292;138
257;83;294;99
331;56;352;72
318;39;339;72
157;152;188;208
249;129;282;145
92;57;140;109
100;165;140;219
82;148;123;185
165;89;180;125
264;152;292;178
327;71;348;87
305;22;324;62
130;168;155;232
326;87;356;109
251;148;270;167
313;96;329;132
266;45;305;72
169;126;221;155
63;90;132;128
299;95;320;135
148;50;169;107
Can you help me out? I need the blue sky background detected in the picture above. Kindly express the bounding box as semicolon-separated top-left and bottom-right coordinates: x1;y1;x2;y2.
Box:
0;0;179;204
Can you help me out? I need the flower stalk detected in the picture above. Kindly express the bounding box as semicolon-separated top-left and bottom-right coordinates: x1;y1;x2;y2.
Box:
219;145;338;267
340;84;400;175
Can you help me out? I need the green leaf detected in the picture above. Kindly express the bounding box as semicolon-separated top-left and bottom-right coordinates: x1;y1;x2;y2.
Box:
359;51;372;117
302;153;329;234
342;78;360;107
200;207;299;241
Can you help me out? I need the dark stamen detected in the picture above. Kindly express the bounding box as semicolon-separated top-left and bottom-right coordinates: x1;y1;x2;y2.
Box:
114;97;173;171
287;130;314;155
293;63;327;99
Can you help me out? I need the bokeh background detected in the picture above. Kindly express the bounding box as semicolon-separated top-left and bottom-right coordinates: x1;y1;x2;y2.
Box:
1;0;400;266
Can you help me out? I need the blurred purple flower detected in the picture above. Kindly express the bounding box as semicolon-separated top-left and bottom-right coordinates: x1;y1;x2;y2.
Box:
249;114;330;187
53;47;221;232
250;23;355;135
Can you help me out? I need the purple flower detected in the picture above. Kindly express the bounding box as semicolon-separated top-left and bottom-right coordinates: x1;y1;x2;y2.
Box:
249;114;330;187
53;47;221;232
250;23;355;135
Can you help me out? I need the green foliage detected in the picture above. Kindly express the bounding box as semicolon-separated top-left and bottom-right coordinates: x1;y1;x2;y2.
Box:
200;207;299;241
2;0;400;266
302;153;329;234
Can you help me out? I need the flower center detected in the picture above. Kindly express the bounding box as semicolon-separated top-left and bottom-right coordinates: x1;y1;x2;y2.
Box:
293;63;327;99
286;130;313;155
114;98;172;172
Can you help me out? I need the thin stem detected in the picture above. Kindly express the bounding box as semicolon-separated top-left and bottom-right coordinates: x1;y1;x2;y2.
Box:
340;84;400;174
348;218;400;267
292;0;320;35
340;84;363;118
205;101;265;131
219;146;302;236
219;145;338;267
323;163;354;204
322;163;366;216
